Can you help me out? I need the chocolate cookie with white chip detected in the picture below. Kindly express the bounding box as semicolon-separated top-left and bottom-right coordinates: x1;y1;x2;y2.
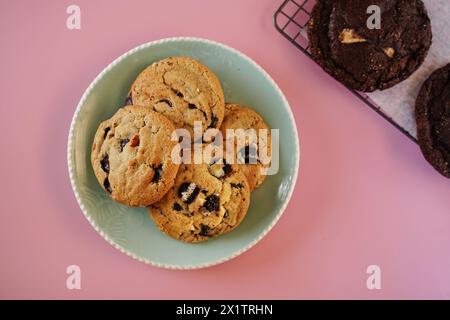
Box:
308;0;432;92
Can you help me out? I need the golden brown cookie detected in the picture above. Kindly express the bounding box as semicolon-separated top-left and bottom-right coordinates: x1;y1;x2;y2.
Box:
91;105;180;207
150;162;250;243
129;56;225;132
219;104;272;190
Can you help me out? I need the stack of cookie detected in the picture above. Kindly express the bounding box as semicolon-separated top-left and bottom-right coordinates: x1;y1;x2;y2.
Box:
308;0;449;178
91;56;272;242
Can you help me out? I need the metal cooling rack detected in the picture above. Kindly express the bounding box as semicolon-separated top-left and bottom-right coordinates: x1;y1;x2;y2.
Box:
273;0;418;143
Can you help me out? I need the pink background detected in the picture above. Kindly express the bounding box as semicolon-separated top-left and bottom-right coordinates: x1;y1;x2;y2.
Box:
1;0;449;300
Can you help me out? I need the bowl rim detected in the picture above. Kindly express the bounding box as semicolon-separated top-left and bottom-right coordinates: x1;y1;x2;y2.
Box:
67;36;301;270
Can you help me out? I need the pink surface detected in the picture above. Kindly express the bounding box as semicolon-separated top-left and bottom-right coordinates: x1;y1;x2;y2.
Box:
1;0;449;300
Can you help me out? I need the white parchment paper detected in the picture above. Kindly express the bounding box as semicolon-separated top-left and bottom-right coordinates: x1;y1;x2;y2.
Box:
366;0;450;138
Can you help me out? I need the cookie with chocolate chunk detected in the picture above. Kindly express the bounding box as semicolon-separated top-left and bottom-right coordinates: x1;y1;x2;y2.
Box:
308;0;432;92
220;104;272;190
150;162;250;243
91;105;180;207
129;56;225;131
415;64;450;178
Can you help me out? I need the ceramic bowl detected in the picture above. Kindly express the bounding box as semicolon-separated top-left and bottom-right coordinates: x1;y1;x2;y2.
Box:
67;37;300;269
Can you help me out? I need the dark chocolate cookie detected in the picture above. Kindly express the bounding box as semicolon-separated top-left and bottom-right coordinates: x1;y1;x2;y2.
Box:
415;64;450;178
308;0;432;92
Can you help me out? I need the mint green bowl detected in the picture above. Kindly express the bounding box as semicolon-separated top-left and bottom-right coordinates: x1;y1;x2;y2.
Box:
67;37;300;269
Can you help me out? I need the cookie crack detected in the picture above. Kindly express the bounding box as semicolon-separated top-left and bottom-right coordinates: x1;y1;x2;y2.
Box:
161;72;210;125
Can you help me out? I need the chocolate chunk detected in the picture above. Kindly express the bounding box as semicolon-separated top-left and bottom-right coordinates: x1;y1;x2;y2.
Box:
151;164;163;183
178;183;190;197
239;145;258;164
178;182;200;204
199;224;210;237
172;202;183;211
307;0;432;92
230;183;243;189
209;114;218;128
188;103;197;110
208;162;233;179
100;155;110;173
203;194;220;212
124;95;133;105
119;139;129;152
222;163;232;176
103;178;112;194
172;89;184;98
103;127;111;139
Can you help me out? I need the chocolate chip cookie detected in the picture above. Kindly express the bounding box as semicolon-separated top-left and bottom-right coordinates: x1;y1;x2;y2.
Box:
415;64;450;178
91;105;180;207
308;0;432;92
129;56;225;131
219;104;271;190
150;162;251;243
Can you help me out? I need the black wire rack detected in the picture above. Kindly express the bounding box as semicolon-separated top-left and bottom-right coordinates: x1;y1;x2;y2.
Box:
273;0;417;143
